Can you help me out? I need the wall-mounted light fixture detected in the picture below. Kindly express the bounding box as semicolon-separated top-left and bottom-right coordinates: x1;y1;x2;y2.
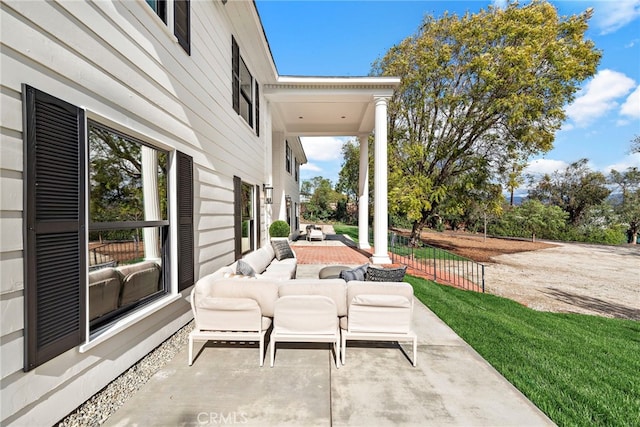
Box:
263;184;273;204
285;195;292;209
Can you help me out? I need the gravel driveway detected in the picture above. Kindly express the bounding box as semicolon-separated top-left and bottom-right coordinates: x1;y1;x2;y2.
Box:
484;242;640;320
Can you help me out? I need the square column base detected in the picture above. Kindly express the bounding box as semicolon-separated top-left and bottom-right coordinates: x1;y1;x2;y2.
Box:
369;254;392;265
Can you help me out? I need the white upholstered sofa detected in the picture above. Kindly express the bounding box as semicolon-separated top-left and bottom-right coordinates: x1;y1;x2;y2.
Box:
188;273;417;367
205;241;297;281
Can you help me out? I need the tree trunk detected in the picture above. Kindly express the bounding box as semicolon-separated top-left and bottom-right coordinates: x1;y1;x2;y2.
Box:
410;217;428;246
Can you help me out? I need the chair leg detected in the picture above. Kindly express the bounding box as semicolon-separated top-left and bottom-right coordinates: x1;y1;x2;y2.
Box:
335;337;340;369
270;338;275;367
340;333;346;365
188;335;194;366
412;336;418;367
259;335;264;367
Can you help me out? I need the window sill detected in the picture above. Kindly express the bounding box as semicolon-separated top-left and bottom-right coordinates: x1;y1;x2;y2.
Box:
79;293;182;353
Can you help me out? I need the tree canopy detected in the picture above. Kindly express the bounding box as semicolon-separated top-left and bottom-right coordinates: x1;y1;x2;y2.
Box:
372;0;601;241
528;158;610;226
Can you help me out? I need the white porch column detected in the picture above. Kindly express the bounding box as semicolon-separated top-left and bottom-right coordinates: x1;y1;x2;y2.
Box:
371;96;392;264
357;133;371;249
141;146;161;261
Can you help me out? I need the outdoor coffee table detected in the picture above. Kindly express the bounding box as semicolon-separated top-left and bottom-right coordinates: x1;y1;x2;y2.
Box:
318;265;350;279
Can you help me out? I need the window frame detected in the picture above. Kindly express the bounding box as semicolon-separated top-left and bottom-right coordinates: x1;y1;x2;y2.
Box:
231;36;260;135
286;141;292;174
87;121;171;334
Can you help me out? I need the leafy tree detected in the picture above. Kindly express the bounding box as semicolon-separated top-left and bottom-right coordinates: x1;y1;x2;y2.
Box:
518;199;567;241
631;135;640;154
336;139;360;203
609;167;640;244
372;0;600;242
490;199;567;241
301;176;343;221
497;150;528;206
528;158;610;226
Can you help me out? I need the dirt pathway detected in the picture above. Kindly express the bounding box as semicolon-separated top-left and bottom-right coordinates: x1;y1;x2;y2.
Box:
483;242;640;320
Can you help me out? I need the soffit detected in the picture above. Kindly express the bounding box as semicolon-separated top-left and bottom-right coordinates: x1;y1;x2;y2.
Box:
264;77;400;136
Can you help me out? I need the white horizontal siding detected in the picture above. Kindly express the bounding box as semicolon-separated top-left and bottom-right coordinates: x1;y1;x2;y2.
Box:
0;0;275;424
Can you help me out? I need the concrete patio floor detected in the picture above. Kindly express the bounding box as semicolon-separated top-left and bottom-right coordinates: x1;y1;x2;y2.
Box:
103;231;554;426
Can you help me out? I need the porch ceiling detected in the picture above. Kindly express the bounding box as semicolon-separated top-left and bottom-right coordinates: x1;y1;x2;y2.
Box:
264;76;400;136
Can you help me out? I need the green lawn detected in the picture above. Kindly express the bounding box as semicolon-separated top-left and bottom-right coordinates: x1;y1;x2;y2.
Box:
406;275;640;426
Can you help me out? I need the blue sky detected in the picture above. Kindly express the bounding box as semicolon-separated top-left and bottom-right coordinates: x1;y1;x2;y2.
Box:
255;1;640;191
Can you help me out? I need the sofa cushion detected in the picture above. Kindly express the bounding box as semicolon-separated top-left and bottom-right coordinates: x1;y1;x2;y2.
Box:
119;264;161;306
366;265;407;282
88;268;121;320
262;263;296;280
206;278;280;317
339;263;369;282
278;279;348;316
271;239;295;261
236;259;256;277
346;281;414;304
242;246;274;274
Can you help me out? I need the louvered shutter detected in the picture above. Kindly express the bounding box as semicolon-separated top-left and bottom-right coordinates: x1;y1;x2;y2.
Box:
232;36;240;114
174;0;190;54
233;176;242;259
23;85;86;371
177;151;194;291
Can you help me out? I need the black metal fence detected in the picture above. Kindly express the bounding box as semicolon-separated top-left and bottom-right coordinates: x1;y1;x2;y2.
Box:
88;238;144;271
389;232;485;292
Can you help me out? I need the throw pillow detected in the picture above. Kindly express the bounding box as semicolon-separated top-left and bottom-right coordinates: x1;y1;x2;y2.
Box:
339;263;369;282
236;259;256;277
271;239;295;261
366;265;407;282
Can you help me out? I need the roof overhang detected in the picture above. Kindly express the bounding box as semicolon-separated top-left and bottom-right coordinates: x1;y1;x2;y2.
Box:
264;76;401;137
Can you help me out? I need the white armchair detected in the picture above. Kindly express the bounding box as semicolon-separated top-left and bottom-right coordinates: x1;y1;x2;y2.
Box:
188;277;278;366
270;295;341;368
340;281;417;366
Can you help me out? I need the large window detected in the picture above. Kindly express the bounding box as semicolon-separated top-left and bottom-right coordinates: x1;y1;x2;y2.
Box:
88;122;170;332
232;36;259;134
23;85;194;370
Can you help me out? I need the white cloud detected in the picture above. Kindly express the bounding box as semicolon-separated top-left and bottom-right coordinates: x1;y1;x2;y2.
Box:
620;86;640;118
300;162;322;172
605;153;640;172
593;0;640;35
565;69;636;127
524;158;569;176
491;0;508;9
300;136;351;162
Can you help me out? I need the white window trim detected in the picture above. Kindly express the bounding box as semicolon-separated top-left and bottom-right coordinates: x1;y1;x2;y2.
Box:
79;294;182;352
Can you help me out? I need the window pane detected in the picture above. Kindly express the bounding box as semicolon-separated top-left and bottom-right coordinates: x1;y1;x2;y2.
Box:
89;124;168;223
146;0;167;23
241;183;254;254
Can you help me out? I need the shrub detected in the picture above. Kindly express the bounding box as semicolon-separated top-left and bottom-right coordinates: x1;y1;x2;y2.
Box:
269;220;290;238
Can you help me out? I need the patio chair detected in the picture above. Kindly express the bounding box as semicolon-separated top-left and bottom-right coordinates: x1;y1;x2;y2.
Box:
341;281;417;366
188;284;274;366
270;295;340;368
306;224;325;241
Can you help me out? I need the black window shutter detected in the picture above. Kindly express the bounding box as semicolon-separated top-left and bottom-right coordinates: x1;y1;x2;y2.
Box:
174;0;190;55
255;81;260;137
23;85;86;371
177;151;194;291
255;184;261;246
233;175;242;259
232;36;240;114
